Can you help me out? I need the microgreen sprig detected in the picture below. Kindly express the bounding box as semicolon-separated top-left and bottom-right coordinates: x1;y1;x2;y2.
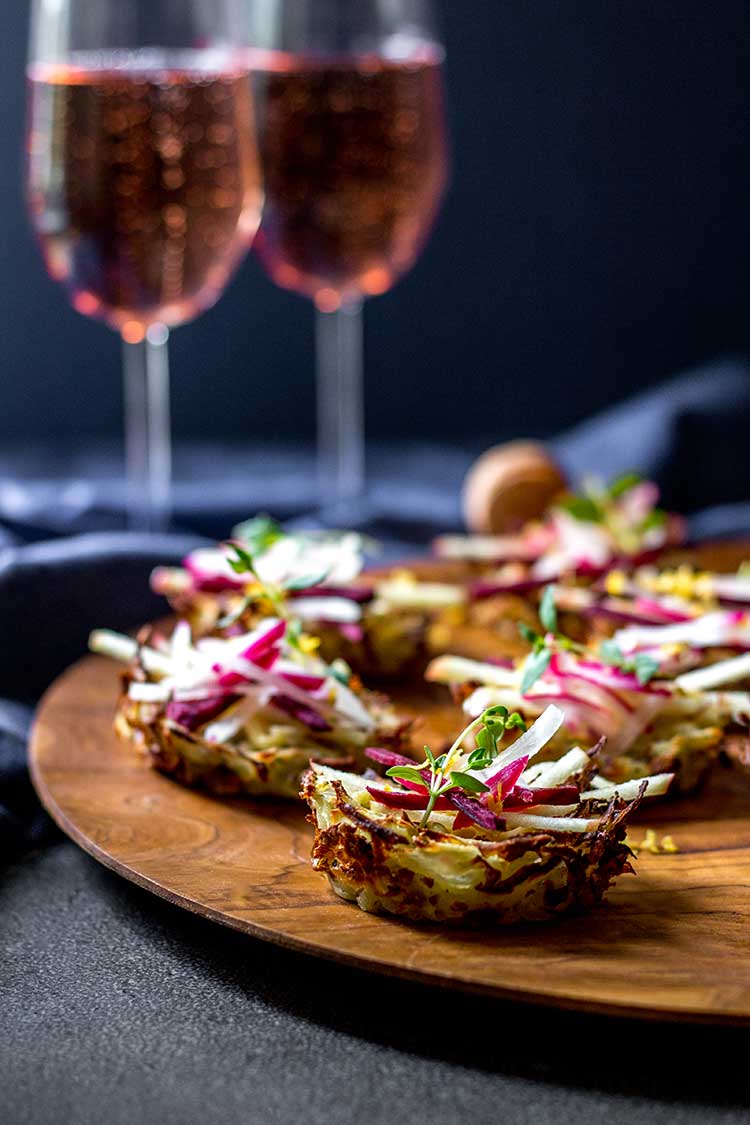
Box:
231;514;285;557
224;541;287;616
555;472;666;538
599;639;660;685
518;585;584;694
223;536;330;616
386;704;527;828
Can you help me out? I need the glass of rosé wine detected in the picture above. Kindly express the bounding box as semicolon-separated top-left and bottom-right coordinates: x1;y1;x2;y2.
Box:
26;0;263;530
248;0;449;512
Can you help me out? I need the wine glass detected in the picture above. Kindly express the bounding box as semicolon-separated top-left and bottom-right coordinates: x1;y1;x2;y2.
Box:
26;0;263;531
247;0;449;514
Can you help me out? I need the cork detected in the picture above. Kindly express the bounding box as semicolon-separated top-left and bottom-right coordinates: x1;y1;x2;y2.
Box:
462;441;567;534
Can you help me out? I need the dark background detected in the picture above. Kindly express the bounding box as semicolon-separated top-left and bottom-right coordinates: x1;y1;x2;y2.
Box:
1;0;748;447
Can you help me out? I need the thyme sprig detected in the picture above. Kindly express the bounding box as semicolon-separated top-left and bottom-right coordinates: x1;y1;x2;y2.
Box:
556;472;666;540
599;639;660;685
518;585;584;693
223;538;329;617
386;704;527;828
231;514;285;557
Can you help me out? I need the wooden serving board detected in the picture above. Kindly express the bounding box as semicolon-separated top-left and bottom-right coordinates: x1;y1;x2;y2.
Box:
29;546;750;1025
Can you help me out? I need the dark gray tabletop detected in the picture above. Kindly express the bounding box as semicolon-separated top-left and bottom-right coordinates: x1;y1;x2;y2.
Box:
3;840;749;1125
5;406;750;1125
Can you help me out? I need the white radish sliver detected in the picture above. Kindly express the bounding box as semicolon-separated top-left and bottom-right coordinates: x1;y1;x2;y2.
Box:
426;655;518;688
127;681;172;703
292;597;363;624
89;630;139;664
470;705;566;785
527;748;590;787
502;811;598;833
375;580;466;610
579;773;673;802
675;653;750;694
614;611;750;653
462;686;529;717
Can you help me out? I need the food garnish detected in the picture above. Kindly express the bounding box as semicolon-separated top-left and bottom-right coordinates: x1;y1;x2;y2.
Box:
426;588;750;791
151;518;466;676
435;473;684;592
303;704;672;924
89;618;408;798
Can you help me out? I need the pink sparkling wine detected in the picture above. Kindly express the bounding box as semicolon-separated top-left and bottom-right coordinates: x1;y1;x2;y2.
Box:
26;52;263;334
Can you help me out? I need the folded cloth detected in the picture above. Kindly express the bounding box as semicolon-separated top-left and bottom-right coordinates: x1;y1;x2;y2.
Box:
0;441;474;545
3;355;750;858
553;355;750;534
0;533;204;857
0;700;47;858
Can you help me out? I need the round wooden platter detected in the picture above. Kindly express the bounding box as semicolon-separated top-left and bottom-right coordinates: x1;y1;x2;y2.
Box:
29;546;750;1026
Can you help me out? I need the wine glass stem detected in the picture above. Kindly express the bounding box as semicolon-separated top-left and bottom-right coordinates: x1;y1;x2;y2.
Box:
122;324;172;532
315;301;365;507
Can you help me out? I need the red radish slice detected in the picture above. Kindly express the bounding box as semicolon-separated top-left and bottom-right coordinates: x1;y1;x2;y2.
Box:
288;585;374;604
366;747;420;770
482;755;529;798
241;619;287;662
470;705;566;786
166;694;237;731
365;787;453;811
271;695;332;732
447;792;500;830
470;576;549;601
503;784;579;809
184;548;245;592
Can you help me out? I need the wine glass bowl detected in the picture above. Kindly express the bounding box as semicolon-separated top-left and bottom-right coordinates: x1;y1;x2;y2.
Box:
247;0;449;505
253;44;448;312
27;53;262;337
26;0;264;529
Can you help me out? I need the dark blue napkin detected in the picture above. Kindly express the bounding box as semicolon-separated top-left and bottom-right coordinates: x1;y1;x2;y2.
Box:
0;533;201;858
3;356;750;859
553;355;750;535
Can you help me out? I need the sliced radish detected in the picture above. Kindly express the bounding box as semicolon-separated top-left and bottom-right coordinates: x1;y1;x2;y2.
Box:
579;773;673;801
291;597;363;624
502;811;599;833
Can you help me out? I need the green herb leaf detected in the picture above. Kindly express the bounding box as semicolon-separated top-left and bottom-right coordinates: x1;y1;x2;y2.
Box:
539;585;558;634
226;544;257;576
286;618;302;644
385;766;426;787
283;571;329;592
232;514;284;556
482;704;509;721
633;653;660;685
467;747;493;769
474;726;493;754
520;647;552;694
216;597;252;630
557;495;603;523
424;745;436;768
608;472;642;499
518;622;540;646
599;638;659;684
506;712;527;732
639;508;667;532
599;639;624;666
329;658;353;685
449;771;490;795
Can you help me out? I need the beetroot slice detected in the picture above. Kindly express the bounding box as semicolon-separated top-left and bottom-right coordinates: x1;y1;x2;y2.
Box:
271;694;332;732
166;694;237;731
365;787;453;811
503;784;579;809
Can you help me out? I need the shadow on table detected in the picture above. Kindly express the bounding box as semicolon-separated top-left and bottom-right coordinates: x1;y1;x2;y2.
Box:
91;856;750;1113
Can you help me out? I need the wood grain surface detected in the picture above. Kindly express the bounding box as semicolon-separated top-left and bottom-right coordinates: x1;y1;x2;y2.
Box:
29;546;750;1025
